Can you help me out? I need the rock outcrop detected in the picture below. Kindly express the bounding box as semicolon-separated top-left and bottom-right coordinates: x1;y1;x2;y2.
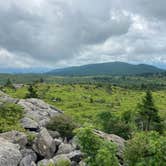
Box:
0;91;125;166
0;138;22;166
18;98;62;128
93;129;125;163
0;131;28;148
33;127;56;158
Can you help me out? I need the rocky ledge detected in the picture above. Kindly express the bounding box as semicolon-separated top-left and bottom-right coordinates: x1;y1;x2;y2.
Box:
0;91;125;166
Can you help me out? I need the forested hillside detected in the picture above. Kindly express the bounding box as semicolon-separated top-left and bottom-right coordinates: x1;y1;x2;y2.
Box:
47;62;164;76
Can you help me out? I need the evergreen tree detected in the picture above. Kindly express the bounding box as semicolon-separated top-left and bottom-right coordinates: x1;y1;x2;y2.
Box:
137;90;162;132
26;85;38;98
5;78;14;88
39;77;44;83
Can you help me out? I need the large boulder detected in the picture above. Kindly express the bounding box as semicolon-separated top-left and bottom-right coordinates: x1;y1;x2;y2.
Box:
20;149;37;166
53;154;71;165
0;90;18;103
20;117;39;131
57;143;74;154
37;159;54;166
33;127;56;158
18;98;62;127
66;150;83;163
0;138;22;166
0;130;28;148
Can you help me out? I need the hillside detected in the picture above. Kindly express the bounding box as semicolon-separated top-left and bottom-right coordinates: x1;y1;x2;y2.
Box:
47;62;164;76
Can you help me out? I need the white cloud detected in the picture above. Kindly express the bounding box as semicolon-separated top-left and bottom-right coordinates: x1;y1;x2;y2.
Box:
0;0;165;68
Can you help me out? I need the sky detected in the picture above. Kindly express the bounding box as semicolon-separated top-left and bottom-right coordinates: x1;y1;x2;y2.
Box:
0;0;166;69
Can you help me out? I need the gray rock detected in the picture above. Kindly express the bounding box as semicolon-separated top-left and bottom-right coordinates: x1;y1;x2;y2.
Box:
54;138;63;146
20;117;39;131
20;148;37;159
71;161;78;166
18;98;62;127
37;159;54;166
20;148;37;166
0;138;22;166
53;154;71;165
20;155;37;166
48;130;60;138
0;90;18;103
79;161;86;166
33;127;56;158
93;130;125;159
57;143;74;154
0;130;28;148
67;151;83;162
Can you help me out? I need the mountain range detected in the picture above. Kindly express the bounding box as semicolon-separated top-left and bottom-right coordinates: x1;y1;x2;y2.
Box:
47;62;165;76
0;62;164;75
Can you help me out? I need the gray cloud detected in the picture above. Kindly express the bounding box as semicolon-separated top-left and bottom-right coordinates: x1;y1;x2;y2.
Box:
0;0;166;68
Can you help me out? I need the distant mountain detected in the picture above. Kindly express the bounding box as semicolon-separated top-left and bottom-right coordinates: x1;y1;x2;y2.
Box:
0;68;52;74
47;62;165;76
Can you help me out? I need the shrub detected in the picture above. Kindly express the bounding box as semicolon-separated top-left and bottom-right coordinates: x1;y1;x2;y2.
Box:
55;158;71;166
0;102;23;132
46;114;77;139
97;111;134;139
75;126;119;166
124;131;166;166
26;85;38;98
26;132;36;145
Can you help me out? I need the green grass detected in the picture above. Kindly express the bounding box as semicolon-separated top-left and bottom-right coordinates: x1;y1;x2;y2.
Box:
3;83;166;126
0;102;24;132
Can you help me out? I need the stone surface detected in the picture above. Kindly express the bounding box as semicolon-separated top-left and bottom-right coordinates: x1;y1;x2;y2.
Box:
93;130;125;159
20;155;37;166
53;154;71;165
18;98;62;127
0;90;18;103
54;138;63;146
37;159;54;166
57;143;74;154
0;130;28;148
48;130;60;138
33;127;56;158
20;117;39;131
0;138;22;166
67;150;83;162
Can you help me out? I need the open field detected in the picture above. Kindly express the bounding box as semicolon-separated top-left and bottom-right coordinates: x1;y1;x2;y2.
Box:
3;83;166;125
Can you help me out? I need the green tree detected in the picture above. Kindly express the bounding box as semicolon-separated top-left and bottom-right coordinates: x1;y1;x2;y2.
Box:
26;85;38;98
97;111;134;139
137;90;162;132
124;131;166;166
46;114;77;139
75;126;119;166
5;78;14;88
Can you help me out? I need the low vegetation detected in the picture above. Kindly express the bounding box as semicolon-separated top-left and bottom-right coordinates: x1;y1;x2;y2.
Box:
46;114;77;139
75;126;119;166
0;77;166;165
0;102;23;132
124;131;166;166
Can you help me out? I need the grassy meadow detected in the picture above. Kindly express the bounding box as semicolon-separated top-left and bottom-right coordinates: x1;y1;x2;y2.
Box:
3;83;166;126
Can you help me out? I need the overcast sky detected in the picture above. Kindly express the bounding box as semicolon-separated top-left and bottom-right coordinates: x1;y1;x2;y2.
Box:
0;0;166;69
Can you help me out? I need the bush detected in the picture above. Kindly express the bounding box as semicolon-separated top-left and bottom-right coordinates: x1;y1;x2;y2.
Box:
26;85;38;98
55;158;71;166
46;114;77;139
97;111;134;139
75;126;119;166
0;102;23;132
124;131;166;166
